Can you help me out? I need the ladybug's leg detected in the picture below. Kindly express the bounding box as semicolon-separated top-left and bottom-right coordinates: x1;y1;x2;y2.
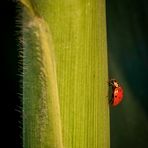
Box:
108;79;114;86
109;93;114;105
109;97;114;105
109;82;114;86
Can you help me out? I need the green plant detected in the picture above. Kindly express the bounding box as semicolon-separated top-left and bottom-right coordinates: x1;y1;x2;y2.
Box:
21;0;110;147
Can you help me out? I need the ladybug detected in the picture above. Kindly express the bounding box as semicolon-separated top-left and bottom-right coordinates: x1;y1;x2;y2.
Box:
109;79;123;106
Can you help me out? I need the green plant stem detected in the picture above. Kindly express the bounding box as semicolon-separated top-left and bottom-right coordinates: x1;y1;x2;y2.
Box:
21;0;110;148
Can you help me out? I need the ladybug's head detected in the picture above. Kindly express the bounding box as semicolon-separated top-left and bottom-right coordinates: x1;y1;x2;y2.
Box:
109;79;119;88
113;80;119;88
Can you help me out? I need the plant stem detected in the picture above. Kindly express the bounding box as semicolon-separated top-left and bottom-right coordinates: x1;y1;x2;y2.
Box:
21;0;110;147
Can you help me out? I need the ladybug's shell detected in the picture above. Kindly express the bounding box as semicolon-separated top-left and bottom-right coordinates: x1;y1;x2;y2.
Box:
112;86;123;106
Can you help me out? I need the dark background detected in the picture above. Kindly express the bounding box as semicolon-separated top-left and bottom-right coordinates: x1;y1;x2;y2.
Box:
1;0;148;148
106;0;148;147
0;0;21;148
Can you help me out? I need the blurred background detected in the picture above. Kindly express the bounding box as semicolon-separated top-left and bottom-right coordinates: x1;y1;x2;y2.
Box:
106;0;148;147
1;0;148;148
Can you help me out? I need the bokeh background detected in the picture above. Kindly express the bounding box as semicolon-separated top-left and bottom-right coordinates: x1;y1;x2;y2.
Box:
106;0;148;147
1;0;148;148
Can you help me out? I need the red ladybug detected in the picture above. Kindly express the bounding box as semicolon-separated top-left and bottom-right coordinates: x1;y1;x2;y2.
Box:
109;79;123;106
